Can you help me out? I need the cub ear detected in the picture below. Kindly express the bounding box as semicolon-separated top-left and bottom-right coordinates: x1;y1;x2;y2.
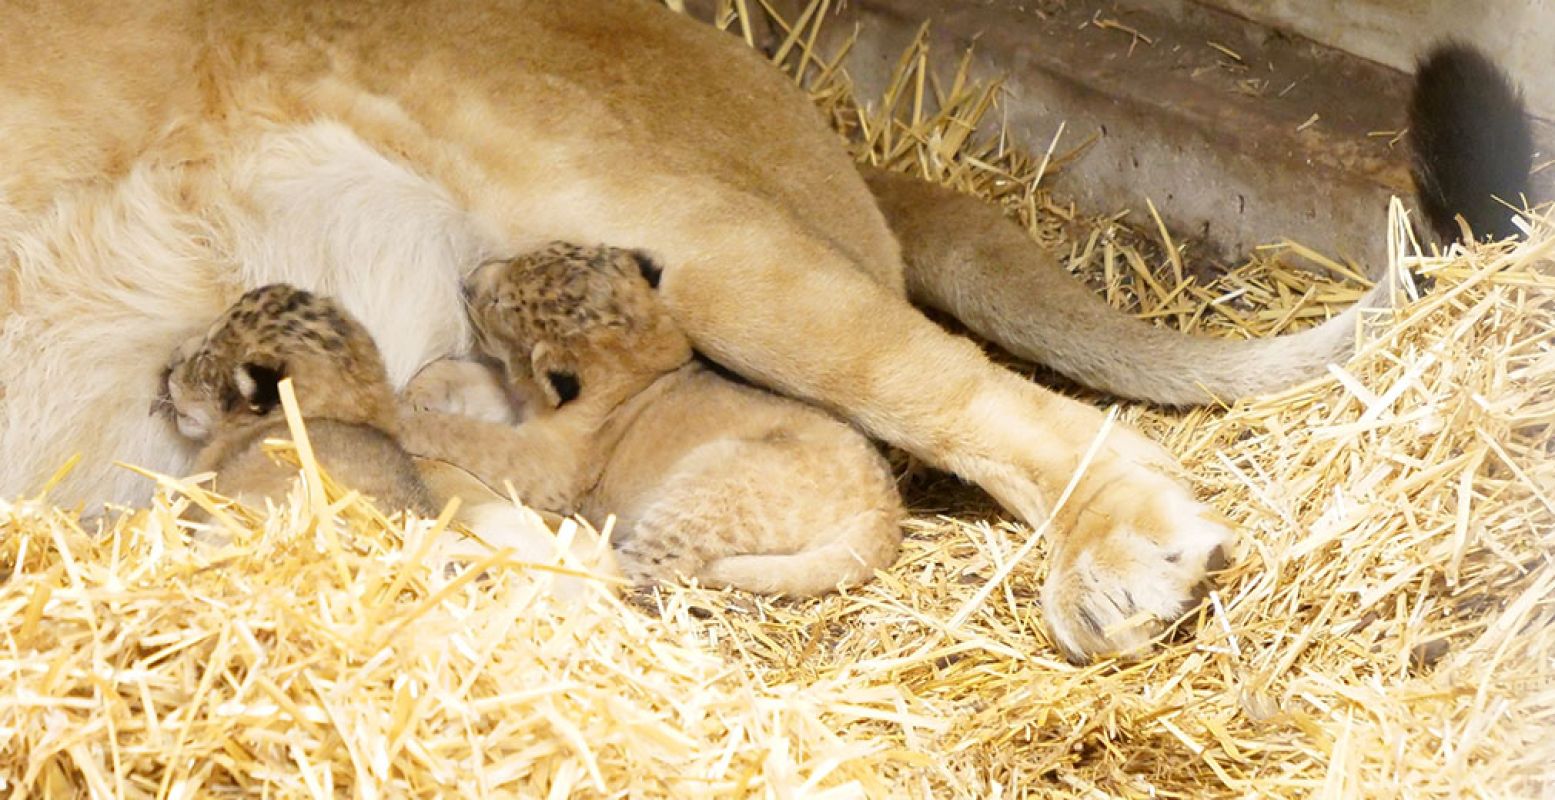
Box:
545;370;581;407
234;362;286;415
528;342;580;409
629;250;663;289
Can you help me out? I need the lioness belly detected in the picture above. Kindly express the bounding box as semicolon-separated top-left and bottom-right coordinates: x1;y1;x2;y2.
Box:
0;0;901;508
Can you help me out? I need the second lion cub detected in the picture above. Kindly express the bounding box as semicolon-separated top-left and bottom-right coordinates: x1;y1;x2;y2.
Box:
159;283;436;517
403;243;904;596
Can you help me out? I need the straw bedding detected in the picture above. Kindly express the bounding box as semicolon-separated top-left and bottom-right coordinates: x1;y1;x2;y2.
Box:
3;4;1552;797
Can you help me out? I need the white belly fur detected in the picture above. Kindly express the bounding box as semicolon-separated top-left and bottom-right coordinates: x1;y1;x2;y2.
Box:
0;122;499;510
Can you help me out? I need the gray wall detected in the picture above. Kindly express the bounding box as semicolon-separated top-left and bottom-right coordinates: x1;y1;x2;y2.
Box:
1200;0;1555;120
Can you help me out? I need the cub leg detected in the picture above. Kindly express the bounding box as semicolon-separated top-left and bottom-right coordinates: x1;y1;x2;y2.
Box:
659;227;1231;661
397;410;595;515
606;435;902;597
402;358;522;424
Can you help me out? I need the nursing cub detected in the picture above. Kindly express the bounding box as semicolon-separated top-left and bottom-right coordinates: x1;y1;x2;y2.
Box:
157;284;436;516
402;243;904;596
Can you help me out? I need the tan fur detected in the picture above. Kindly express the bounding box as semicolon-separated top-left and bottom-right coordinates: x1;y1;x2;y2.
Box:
163;284;614;592
160;284;435;516
865;168;1394;406
402;244;903;596
403;359;521;425
0;0;1270;660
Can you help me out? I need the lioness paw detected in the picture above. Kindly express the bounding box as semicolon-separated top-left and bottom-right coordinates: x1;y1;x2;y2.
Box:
1042;471;1232;663
403;358;517;423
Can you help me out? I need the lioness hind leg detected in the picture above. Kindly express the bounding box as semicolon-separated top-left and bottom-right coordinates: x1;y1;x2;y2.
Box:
658;229;1232;661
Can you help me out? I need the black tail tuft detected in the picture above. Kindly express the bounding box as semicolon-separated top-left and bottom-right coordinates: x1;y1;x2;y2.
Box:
1408;42;1533;244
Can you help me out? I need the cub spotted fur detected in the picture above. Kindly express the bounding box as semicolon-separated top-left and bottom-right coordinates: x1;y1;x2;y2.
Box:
158;284;435;516
402;243;904;596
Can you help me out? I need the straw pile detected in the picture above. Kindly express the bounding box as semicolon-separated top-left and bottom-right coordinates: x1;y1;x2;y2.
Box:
3;3;1552;797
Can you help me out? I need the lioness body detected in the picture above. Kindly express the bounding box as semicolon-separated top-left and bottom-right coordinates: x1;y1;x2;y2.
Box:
9;0;1460;659
405;244;902;595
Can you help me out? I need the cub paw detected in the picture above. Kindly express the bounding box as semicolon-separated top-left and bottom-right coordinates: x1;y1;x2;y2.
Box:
402;358;517;423
1042;468;1232;663
433;502;620;602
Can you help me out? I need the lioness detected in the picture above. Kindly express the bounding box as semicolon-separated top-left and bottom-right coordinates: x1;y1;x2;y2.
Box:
0;4;1524;660
402;242;903;596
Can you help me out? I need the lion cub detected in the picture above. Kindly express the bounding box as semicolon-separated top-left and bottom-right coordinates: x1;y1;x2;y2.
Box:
402;243;904;596
158;283;435;516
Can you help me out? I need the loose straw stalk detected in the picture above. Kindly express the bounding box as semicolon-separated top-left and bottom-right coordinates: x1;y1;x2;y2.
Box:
0;4;1551;798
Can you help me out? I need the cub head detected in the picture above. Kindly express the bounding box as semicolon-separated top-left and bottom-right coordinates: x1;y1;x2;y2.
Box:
157;284;398;440
462;242;691;413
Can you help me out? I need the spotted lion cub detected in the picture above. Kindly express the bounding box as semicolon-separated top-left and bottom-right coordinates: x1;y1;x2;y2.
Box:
402;243;904;596
158;284;435;516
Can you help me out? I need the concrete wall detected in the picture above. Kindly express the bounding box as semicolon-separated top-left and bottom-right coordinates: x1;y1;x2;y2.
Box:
686;0;1550;264
1198;0;1555;120
816;0;1418;266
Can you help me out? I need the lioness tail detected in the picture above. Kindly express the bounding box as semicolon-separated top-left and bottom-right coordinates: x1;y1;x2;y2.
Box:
864;167;1391;406
1408;42;1533;243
